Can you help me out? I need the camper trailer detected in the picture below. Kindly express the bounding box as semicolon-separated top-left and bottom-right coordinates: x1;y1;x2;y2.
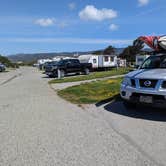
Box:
78;54;117;69
117;58;127;67
37;59;52;70
52;56;71;61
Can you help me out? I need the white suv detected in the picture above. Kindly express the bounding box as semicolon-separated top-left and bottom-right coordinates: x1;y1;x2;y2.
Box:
120;54;166;108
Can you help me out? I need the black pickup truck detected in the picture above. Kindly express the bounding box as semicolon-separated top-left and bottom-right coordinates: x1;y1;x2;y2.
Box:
45;59;92;78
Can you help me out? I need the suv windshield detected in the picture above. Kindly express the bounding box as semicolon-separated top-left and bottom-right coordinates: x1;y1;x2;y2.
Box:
140;55;166;69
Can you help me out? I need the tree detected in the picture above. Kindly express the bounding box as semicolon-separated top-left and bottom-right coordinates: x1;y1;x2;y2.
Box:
0;55;11;65
103;45;115;55
0;55;17;67
119;44;143;62
92;45;115;55
92;50;103;55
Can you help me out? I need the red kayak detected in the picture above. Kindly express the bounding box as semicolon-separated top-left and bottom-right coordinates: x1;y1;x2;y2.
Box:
134;35;166;52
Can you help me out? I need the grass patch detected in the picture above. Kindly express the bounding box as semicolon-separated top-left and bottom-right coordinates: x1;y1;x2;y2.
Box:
58;78;122;104
49;67;131;84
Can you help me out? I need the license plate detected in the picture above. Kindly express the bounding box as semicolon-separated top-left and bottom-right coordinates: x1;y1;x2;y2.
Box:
140;96;152;104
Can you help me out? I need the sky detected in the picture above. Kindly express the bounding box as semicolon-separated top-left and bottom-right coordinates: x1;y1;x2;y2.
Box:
0;0;165;55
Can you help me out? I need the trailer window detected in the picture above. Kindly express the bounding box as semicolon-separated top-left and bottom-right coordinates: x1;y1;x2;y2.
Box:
93;59;97;63
104;56;109;62
110;57;114;62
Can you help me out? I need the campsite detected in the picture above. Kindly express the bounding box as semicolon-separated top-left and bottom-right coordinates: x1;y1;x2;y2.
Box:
1;0;166;165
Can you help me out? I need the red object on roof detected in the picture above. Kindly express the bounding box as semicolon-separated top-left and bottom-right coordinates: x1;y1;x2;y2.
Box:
138;36;160;51
134;35;166;52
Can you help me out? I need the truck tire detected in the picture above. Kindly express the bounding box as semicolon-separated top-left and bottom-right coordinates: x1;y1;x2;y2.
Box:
48;74;54;78
52;70;57;78
84;68;90;75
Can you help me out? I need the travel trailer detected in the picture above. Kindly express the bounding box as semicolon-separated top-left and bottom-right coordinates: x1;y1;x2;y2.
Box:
78;54;117;69
37;59;52;70
52;56;71;61
37;59;52;65
117;58;127;67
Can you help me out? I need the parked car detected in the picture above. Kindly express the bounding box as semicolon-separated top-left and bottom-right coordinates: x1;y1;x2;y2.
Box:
120;54;166;108
45;59;92;78
0;63;6;72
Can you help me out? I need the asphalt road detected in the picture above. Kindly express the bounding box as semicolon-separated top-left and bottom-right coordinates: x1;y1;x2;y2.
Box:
0;67;164;166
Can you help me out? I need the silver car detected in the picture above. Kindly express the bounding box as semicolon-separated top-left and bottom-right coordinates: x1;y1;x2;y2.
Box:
120;54;166;108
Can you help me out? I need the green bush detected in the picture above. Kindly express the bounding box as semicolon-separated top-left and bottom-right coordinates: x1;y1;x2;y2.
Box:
0;55;19;68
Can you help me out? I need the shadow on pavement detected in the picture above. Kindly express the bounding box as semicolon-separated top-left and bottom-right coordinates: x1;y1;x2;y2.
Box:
42;75;51;79
41;73;83;79
96;97;166;122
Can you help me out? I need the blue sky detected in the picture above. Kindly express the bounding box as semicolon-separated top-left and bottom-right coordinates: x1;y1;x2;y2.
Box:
0;0;165;55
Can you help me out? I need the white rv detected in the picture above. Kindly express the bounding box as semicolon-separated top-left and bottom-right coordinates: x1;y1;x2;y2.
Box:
37;59;52;65
78;54;117;69
37;59;52;70
52;56;73;61
117;58;127;67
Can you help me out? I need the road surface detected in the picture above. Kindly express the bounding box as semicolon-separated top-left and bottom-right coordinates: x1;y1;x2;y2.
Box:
0;67;164;166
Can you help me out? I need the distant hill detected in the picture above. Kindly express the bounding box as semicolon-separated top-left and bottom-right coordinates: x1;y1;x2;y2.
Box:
115;48;124;54
7;52;85;63
7;48;124;63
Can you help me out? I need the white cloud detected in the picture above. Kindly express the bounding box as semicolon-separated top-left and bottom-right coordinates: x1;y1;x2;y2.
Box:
35;18;69;28
79;5;117;21
68;2;76;10
109;24;118;31
35;18;55;27
138;0;149;6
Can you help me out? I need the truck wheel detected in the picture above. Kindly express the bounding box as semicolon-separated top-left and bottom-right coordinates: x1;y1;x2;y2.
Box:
84;68;90;75
123;101;136;109
52;70;57;78
48;74;54;78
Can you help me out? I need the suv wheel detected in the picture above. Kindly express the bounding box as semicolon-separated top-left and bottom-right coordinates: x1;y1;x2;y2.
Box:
84;68;90;75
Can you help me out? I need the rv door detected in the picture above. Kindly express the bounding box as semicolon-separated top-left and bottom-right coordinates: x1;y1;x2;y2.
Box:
98;55;103;68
